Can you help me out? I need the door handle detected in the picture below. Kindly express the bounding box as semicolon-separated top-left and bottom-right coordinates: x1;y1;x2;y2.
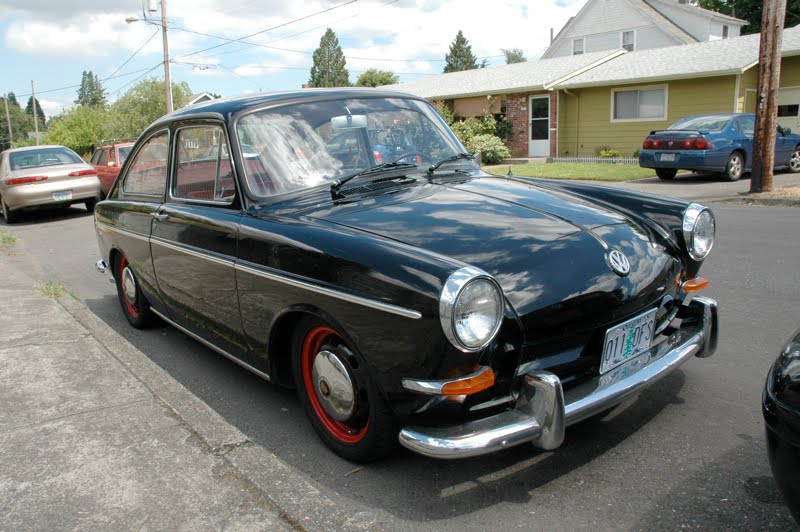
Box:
151;212;169;221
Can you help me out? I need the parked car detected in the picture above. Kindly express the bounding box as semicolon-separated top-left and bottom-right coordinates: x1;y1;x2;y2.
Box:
763;328;800;523
1;144;102;224
90;140;135;196
94;89;719;462
638;113;800;181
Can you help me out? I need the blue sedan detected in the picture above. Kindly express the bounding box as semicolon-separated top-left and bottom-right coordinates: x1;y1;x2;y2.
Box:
639;113;800;181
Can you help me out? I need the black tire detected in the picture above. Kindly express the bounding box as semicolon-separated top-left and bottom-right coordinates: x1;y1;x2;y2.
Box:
1;198;16;224
291;316;398;462
655;168;677;180
724;152;744;181
85;197;98;213
789;146;800;173
114;253;155;328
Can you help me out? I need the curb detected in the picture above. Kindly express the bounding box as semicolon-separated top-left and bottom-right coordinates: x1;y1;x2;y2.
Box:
53;279;361;531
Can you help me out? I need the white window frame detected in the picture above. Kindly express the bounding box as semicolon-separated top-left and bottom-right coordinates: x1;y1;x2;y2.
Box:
722;25;729;39
610;84;669;123
621;30;635;52
572;37;585;56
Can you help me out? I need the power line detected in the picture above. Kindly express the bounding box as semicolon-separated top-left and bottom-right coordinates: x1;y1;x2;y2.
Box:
11;66;161;99
104;29;161;82
109;62;165;95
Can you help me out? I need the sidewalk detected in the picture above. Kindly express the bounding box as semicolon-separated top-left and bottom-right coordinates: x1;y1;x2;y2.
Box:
0;246;356;530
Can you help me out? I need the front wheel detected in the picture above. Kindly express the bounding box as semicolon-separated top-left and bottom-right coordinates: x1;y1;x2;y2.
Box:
789;147;800;173
292;317;398;462
724;152;744;181
115;254;155;328
655;168;677;180
85;197;98;212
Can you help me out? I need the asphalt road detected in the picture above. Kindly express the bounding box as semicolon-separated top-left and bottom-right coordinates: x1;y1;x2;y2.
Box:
3;198;798;530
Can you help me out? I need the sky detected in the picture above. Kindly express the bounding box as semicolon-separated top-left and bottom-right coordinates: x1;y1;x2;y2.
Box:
0;0;585;118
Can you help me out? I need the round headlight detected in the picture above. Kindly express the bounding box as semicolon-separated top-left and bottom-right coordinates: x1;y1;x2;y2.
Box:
440;267;504;352
683;204;715;261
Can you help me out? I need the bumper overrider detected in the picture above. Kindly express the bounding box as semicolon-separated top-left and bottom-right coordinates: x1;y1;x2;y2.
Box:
399;297;718;459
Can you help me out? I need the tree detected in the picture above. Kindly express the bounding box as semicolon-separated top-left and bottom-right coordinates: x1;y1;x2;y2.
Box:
25;96;46;124
43;105;105;156
76;70;108;107
308;28;350;87
355;68;399;87
109;78;193;137
444;30;479;73
694;0;800;35
1;95;34;145
501;48;526;64
6;92;20;109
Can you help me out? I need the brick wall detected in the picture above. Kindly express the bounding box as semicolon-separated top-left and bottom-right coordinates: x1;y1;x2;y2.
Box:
505;91;558;157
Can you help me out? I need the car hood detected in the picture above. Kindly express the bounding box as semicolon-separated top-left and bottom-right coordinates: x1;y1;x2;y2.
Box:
296;175;680;338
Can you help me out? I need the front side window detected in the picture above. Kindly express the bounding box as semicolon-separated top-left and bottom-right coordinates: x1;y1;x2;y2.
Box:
622;30;635;52
236;97;463;198
572;38;584;55
123;130;169;196
612;87;666;120
173;126;235;202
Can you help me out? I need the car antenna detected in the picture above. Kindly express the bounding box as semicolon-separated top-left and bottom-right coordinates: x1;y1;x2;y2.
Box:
506;166;514;177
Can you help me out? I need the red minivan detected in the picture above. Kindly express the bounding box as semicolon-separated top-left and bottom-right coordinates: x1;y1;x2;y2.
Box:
90;140;135;196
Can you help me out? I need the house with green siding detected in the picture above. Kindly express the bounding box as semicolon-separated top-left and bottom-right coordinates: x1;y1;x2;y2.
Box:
390;26;800;160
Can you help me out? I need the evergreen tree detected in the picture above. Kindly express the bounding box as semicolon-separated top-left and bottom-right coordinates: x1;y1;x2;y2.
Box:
444;30;479;73
308;29;350;88
355;68;399;87
6;92;20;109
501;48;526;64
25;96;46;124
694;0;800;35
76;70;108;107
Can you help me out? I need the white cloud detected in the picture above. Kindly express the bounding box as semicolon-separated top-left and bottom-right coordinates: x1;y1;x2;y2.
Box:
37;98;67;118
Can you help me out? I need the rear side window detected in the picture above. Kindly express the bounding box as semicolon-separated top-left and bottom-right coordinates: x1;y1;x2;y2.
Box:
90;148;102;165
739;116;755;135
123;131;169;196
173;126;235;203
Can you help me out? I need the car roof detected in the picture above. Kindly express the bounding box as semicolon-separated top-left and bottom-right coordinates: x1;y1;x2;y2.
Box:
150;88;425;128
5;144;73;153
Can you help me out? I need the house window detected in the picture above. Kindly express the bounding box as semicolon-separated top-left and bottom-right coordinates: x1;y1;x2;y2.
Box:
622;30;635;52
778;104;799;118
612;87;667;121
722;25;729;39
572;38;584;55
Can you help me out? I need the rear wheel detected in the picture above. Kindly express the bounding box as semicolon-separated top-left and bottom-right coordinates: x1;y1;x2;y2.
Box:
292;317;398;462
655;168;677;180
1;198;16;224
85;197;98;213
724;152;744;181
115;254;154;328
789;146;800;173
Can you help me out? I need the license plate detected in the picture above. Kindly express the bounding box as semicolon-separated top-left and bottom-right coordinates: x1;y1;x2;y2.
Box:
660;153;676;162
600;309;657;374
52;190;72;201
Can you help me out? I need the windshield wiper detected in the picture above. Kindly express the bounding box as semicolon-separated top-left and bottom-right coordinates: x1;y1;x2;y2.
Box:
426;152;474;175
331;161;418;191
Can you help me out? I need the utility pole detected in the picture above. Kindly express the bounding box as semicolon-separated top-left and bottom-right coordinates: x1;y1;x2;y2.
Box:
750;0;787;193
31;80;39;146
3;96;13;149
160;0;173;114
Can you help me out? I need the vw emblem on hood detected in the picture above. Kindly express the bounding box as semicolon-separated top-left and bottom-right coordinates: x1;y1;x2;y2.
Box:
608;249;631;277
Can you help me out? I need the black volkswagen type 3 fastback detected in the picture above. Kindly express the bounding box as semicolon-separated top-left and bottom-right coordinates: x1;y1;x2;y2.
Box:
94;89;719;462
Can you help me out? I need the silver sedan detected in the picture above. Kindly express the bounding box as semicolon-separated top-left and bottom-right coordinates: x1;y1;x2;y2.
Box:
0;145;101;224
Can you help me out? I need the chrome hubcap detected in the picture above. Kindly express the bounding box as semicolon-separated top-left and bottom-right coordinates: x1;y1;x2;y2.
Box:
122;266;137;304
792;151;800;170
312;350;356;421
731;156;742;176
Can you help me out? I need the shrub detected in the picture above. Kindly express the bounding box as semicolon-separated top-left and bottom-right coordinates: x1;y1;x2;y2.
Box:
632;149;641;158
451;114;496;143
598;148;623;158
466;134;511;164
495;118;512;141
431;100;455;126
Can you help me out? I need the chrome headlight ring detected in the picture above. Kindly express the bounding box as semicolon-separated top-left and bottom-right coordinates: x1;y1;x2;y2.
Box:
439;266;504;353
682;203;715;261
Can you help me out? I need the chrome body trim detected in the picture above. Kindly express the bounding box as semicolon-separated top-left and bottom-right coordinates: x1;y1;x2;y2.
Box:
96;259;108;273
398;297;718;459
150;307;271;382
150;237;235;268
682;203;714;261
402;366;492;395
439;266;504;352
235;260;422;320
96;221;150;243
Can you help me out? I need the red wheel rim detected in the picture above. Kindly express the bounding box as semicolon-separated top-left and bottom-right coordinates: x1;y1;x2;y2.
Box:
118;256;140;319
301;326;368;444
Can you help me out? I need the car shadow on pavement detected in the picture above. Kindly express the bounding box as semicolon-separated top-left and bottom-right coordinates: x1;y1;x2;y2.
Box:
1;205;93;226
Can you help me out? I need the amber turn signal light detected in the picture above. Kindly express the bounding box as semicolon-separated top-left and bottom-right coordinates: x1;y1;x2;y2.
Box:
441;367;495;396
682;277;709;292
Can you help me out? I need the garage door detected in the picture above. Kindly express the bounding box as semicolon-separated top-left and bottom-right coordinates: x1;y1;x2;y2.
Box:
777;87;800;131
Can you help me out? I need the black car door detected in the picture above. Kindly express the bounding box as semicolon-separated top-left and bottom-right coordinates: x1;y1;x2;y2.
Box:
149;122;248;358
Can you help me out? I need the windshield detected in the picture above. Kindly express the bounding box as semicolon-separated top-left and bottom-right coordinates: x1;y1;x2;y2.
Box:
9;147;83;170
668;116;732;131
235;96;464;197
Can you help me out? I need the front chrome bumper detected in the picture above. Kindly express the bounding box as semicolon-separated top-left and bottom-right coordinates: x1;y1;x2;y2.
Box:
398;297;718;459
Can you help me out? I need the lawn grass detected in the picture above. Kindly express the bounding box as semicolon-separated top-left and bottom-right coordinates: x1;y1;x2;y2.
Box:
35;280;67;298
0;231;16;245
482;162;656;182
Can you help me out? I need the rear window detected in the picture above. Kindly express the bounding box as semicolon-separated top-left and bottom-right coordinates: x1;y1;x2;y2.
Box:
668;116;732;132
9;147;83;170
